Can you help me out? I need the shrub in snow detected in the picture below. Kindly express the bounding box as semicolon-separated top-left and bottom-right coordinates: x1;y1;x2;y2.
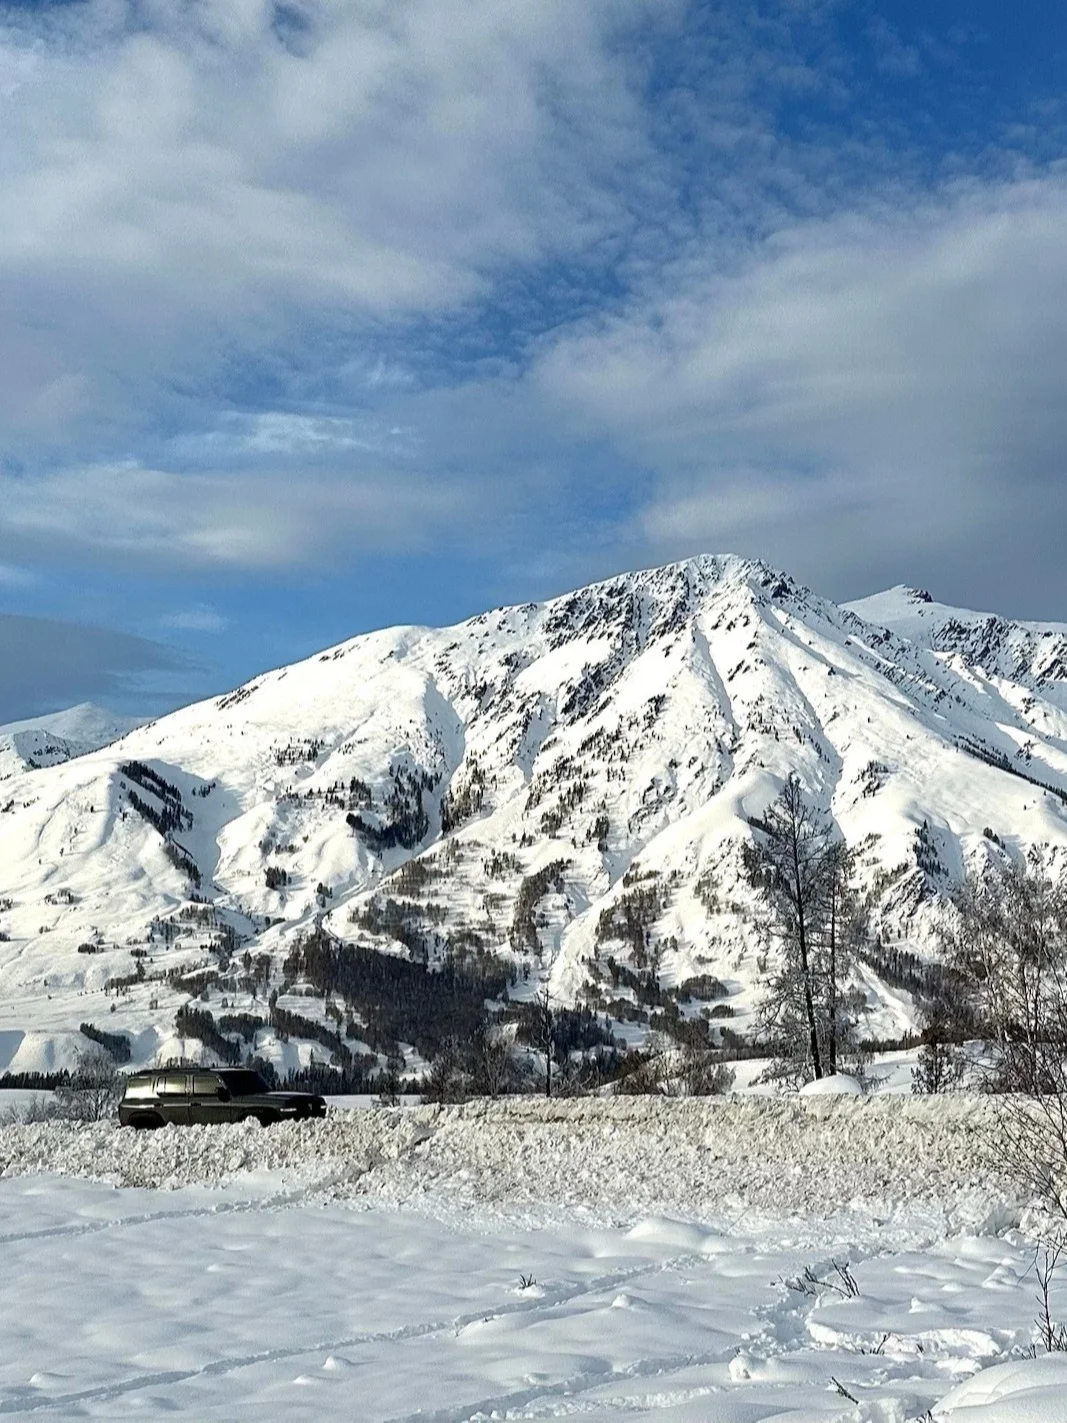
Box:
0;1093;55;1125
422;1029;518;1103
1035;1231;1067;1354
934;857;1067;1219
615;1044;735;1097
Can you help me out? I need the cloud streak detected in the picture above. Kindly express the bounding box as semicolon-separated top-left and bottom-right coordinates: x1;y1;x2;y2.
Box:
0;460;481;568
159;605;229;635
0;613;184;722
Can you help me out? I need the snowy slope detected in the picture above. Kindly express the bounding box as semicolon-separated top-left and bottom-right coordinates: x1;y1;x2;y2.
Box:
848;585;1067;709
4;554;1067;1076
0;703;144;781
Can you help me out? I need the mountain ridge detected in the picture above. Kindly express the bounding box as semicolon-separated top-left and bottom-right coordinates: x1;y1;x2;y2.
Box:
0;703;146;782
2;553;1066;1081
847;585;1067;704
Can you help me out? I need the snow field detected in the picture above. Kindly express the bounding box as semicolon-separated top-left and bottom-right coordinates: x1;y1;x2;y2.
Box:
0;1166;1063;1420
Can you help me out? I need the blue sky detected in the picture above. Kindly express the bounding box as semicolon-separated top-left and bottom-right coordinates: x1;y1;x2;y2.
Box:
1;0;1066;720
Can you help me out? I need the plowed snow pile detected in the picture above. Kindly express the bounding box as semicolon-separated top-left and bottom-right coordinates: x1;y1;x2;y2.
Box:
0;1095;1017;1222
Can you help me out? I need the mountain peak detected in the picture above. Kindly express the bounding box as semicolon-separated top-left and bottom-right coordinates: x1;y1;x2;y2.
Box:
0;702;145;781
537;553;812;628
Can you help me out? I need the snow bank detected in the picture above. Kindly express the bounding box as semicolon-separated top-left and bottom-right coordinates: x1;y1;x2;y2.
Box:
798;1072;865;1095
0;1109;412;1193
380;1094;1016;1227
935;1354;1067;1421
0;1094;1018;1224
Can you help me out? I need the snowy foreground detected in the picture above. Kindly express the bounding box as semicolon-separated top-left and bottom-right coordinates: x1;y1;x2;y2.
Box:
2;1096;1066;1421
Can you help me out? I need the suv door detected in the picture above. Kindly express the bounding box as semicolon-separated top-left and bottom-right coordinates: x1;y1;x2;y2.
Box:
156;1073;192;1125
188;1073;231;1125
118;1075;159;1127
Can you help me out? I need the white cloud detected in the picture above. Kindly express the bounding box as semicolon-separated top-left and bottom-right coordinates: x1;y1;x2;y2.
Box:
2;1;1065;618
0;0;664;444
0;562;34;588
181;412;418;460
0;459;493;569
530;173;1067;606
11;169;1065;606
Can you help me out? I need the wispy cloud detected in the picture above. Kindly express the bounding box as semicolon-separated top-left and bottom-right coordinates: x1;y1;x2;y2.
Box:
172;412;418;462
0;561;33;588
0;458;492;568
159;604;229;635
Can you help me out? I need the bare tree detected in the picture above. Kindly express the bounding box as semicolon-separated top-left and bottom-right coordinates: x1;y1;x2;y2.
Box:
53;1051;124;1122
821;840;864;1078
939;857;1067;1217
530;987;556;1098
472;1027;514;1098
745;776;865;1084
745;775;829;1079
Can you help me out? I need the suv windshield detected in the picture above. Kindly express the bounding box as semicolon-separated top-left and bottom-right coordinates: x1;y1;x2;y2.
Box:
215;1070;269;1096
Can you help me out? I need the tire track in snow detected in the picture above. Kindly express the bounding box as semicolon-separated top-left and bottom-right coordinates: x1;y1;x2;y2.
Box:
0;1254;707;1415
380;1345;742;1423
0;1169;370;1246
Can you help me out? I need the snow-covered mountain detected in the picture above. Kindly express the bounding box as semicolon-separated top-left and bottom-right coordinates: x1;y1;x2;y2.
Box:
847;585;1067;710
0;703;145;782
3;555;1067;1079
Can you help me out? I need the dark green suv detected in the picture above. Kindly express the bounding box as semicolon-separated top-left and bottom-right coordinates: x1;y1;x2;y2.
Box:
117;1068;327;1128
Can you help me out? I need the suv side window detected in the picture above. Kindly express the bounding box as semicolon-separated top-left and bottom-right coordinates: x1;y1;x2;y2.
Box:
193;1075;219;1095
123;1078;154;1100
158;1074;190;1095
